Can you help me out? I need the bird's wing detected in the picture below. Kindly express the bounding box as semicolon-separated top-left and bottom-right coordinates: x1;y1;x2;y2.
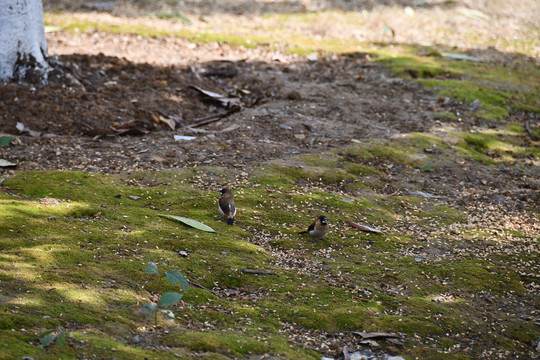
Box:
307;221;316;232
219;198;236;216
218;198;228;215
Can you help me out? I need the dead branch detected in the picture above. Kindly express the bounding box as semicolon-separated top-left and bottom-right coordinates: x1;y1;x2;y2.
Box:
188;105;241;128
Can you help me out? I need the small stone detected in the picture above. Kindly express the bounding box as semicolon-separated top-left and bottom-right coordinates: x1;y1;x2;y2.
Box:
285;90;302;100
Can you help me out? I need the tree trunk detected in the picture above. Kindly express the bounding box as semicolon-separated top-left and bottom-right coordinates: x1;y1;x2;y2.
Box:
0;0;48;81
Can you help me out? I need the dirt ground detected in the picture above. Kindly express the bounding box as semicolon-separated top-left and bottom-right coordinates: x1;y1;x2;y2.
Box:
1;30;537;203
0;31;439;170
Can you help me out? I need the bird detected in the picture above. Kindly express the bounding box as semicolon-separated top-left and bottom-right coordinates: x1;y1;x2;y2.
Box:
218;188;236;225
299;215;329;242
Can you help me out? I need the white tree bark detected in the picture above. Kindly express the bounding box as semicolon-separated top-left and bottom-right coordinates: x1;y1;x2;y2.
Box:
0;0;48;81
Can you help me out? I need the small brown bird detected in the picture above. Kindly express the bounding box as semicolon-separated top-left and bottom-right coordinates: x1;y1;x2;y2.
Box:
299;215;329;242
218;188;236;225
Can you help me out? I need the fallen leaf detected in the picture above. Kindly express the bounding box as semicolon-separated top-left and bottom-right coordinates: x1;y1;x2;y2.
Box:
406;190;447;199
188;85;240;108
158;214;216;233
359;339;379;347
174;135;197;141
0;159;17;167
159;115;176;130
346;220;383;234
352;331;402;339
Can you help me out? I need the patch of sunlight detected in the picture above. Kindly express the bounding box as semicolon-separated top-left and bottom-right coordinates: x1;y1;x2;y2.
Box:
0;199;93;217
5;294;46;307
429;293;459;304
236;241;266;253
0;262;39;282
21;244;70;266
111;229;147;237
0;253;21;262
51;283;105;306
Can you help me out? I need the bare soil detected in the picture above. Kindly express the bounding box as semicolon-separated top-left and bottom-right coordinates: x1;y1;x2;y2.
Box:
1;31;440;172
1;31;537;202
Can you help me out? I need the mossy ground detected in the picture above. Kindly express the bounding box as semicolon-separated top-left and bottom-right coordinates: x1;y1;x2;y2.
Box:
1;127;538;358
2;2;538;358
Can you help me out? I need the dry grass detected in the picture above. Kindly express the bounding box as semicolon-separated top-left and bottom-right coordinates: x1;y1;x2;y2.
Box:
45;0;539;57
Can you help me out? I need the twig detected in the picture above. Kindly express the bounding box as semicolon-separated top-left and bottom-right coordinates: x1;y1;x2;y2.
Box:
525;121;539;140
187;280;222;298
240;269;277;275
188;280;212;292
351;331;402;339
188;105;241;128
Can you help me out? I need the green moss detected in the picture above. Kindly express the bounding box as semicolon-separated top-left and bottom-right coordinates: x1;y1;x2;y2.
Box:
452;125;540;164
434;111;459;121
253;164;304;187
0;141;536;358
373;44;539;121
164;331;317;359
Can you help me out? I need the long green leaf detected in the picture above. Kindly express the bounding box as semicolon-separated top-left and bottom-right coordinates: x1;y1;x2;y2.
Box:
158;292;183;307
158;214;216;233
165;270;189;291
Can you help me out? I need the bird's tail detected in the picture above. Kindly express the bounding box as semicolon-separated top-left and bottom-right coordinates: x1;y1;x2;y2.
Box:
298;230;308;234
227;217;234;225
